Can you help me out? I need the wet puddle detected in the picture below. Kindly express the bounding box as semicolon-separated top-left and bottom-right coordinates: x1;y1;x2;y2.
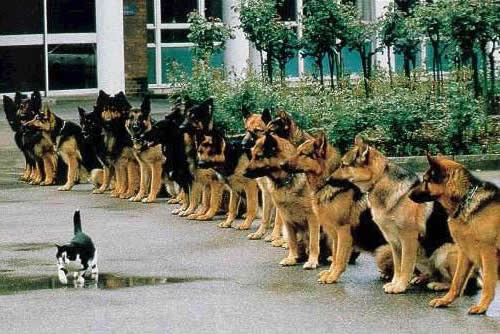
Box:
0;242;55;252
0;273;217;295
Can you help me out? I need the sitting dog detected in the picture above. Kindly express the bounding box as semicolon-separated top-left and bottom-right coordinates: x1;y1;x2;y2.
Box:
56;210;98;285
410;153;499;315
330;137;453;294
125;95;166;203
282;132;386;283
197;128;259;230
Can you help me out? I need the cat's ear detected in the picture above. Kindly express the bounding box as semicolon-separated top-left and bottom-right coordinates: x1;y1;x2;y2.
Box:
55;244;62;250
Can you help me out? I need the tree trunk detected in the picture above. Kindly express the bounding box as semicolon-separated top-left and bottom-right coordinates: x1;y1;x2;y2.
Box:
387;46;393;88
317;57;324;86
327;51;335;89
488;41;497;114
471;51;481;98
359;46;370;98
266;47;273;84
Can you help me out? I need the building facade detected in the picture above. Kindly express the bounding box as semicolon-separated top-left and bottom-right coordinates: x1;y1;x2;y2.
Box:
0;0;398;97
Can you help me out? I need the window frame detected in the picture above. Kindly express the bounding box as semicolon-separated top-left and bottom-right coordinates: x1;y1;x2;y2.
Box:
0;0;97;95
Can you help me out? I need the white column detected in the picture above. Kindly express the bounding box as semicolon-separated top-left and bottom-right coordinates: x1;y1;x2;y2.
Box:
373;0;393;71
223;0;249;78
96;0;125;93
248;42;262;74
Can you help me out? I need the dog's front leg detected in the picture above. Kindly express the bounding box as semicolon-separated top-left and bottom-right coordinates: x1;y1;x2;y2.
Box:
123;160;140;199
303;215;320;269
320;225;353;283
385;232;418;294
143;161;163;203
58;155;77;191
93;167;110;194
430;248;473;309
249;187;273;240
280;221;299;266
130;160;147;201
196;181;223;221
468;246;497;314
41;154;55;185
219;189;239;228
179;181;201;216
237;182;258;230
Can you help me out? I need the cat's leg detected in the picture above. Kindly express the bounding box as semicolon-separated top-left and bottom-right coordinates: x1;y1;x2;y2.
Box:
57;259;68;284
90;251;98;281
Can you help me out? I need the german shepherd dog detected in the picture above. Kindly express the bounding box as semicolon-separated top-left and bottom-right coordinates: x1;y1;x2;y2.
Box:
244;133;321;269
241;108;277;241
281;132;386;283
3;92;43;183
197;128;259;230
410;154;499;314
267;109;313;146
330;137;452;293
29;103;101;191
125;95;165;203
177;98;225;220
92;91;139;199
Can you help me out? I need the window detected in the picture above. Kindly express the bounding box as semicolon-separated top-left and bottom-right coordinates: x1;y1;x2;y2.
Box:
48;44;97;90
147;0;225;86
0;1;43;35
47;0;96;33
0;1;97;94
0;46;45;92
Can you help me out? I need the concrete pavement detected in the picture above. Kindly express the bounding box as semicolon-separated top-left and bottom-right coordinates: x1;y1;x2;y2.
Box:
1;100;500;333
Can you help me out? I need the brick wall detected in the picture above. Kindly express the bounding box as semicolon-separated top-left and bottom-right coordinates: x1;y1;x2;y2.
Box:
123;0;148;95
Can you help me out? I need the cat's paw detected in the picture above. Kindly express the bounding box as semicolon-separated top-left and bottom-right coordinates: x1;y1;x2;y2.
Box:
58;271;68;285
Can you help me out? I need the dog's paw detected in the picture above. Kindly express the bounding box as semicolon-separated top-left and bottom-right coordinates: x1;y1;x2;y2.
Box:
187;213;200;220
195;214;212;221
247;231;265;240
429;297;453;308
279;257;297;266
468;304;488;315
411;274;430;285
142;197;155;203
384;282;407;294
236;222;251;230
57;185;71;191
303;261;318;270
271;238;286;248
218;221;232;228
427;282;450;291
92;188;105;194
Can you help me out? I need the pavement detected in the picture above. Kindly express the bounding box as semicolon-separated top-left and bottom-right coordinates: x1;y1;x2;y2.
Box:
1;99;500;333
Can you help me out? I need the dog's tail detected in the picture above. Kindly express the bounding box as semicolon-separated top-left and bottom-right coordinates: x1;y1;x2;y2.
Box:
74;210;82;234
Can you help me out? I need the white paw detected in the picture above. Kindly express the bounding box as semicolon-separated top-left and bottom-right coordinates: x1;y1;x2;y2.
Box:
58;271;68;285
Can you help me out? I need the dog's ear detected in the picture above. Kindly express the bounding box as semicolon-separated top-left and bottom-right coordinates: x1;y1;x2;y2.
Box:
141;95;152;118
203;98;214;116
354;135;364;147
426;152;442;170
261;108;272;124
77;107;87;119
3;95;15;115
359;143;370;164
277;109;289;120
263;133;278;156
14;92;23;105
115;91;132;111
184;95;194;109
315;131;328;159
31;91;42;113
241;105;251;120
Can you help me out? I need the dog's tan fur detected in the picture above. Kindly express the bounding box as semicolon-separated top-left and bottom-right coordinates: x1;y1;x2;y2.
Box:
330;137;436;294
410;154;500;314
126;109;165;203
246;134;320;269
30;105;79;190
197;134;259;230
283;132;378;283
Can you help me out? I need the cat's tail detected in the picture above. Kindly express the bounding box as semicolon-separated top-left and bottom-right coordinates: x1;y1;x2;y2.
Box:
74;210;82;234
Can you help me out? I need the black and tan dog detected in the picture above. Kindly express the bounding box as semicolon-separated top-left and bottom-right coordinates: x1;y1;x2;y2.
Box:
282;132;386;283
29;102;102;191
3;92;44;183
125;95;165;203
244;132;321;269
197;128;259;229
330;137;453;293
267;109;313;147
92;91;139;199
410;154;499;315
241;108;278;241
177;98;225;220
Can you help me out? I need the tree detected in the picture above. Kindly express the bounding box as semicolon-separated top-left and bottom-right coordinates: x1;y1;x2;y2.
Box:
343;4;379;97
378;3;399;87
414;0;451;94
187;11;232;63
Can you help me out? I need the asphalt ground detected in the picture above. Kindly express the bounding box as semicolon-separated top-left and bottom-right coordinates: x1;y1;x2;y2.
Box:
1;99;500;333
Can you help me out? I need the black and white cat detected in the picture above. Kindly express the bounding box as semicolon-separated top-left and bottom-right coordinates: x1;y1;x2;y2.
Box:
56;210;98;285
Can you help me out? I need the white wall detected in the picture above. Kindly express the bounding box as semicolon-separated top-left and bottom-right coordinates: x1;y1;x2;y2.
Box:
96;0;126;94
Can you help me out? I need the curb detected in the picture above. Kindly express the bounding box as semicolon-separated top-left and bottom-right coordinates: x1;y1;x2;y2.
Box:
389;154;500;172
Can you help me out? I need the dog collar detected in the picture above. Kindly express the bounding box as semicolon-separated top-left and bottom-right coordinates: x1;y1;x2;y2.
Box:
453;185;479;219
